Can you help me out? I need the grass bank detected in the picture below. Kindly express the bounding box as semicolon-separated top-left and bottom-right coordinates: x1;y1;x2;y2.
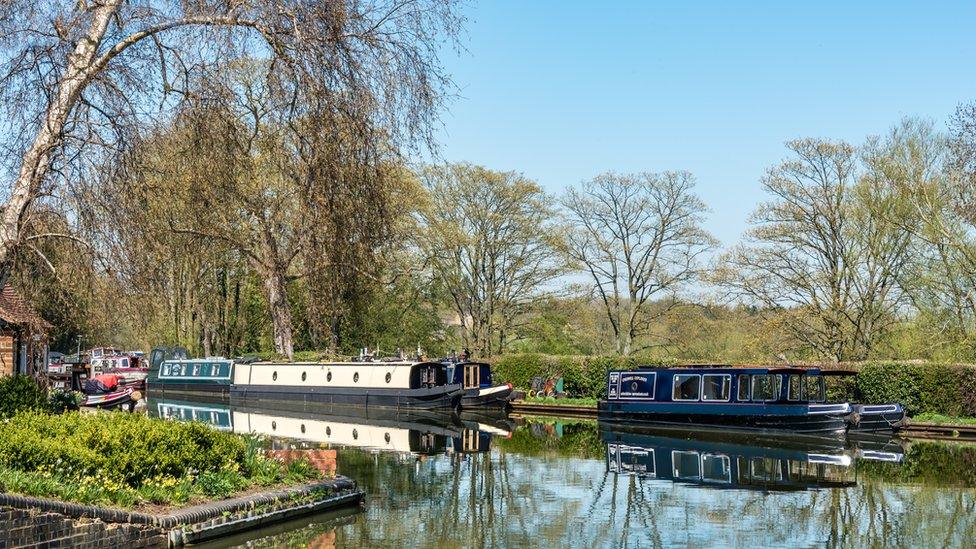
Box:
0;411;320;509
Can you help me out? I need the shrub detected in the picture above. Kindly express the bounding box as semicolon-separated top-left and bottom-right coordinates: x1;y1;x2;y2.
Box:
0;411;319;507
856;362;966;417
490;354;667;399
0;375;47;418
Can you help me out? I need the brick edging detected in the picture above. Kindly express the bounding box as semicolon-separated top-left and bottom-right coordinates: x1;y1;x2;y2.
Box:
0;476;361;528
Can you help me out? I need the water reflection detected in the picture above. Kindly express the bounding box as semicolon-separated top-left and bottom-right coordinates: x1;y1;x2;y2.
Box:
149;398;511;456
150;400;976;548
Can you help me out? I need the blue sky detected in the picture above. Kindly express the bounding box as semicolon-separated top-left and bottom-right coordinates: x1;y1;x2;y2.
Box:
431;1;976;245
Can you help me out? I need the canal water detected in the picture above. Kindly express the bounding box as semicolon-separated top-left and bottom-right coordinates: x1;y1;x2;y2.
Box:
151;401;976;548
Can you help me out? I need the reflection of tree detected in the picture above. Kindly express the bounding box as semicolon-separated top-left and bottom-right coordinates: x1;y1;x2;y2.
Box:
288;423;976;548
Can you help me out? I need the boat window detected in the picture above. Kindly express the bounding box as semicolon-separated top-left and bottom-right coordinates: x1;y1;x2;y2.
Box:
701;374;731;401
801;375;826;402
751;374;781;401
788;375;801;401
737;374;749;401
672;374;701;401
672;451;701;480
702;454;731;483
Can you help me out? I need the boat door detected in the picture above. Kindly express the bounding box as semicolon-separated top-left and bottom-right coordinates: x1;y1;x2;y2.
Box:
419;363;440;388
463;363;481;389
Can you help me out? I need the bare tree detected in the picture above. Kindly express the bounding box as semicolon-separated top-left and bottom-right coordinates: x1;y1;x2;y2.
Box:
719;138;913;361
0;0;461;286
561;171;715;355
898;110;976;345
419;164;563;356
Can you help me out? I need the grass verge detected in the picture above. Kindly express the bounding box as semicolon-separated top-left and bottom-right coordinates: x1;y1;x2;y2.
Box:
912;413;976;426
518;396;599;407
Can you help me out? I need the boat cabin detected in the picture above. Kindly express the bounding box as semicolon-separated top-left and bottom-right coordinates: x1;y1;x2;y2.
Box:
446;361;493;390
606;366;827;404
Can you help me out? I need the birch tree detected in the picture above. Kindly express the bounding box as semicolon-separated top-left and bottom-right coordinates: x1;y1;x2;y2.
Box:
0;0;461;286
561;171;715;355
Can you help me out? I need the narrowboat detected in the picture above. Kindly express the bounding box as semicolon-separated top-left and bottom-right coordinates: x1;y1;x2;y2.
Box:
598;366;852;436
444;360;514;408
146;353;234;402
231;360;463;410
148;347;464;410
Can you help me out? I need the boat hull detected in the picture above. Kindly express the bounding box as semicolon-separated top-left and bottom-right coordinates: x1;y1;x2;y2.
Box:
147;380;231;402
460;385;513;408
598;401;850;436
848;404;905;433
230;383;464;410
83;386;137;409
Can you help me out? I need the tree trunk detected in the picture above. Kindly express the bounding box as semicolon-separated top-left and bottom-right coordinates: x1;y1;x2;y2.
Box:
262;269;294;359
0;0;121;283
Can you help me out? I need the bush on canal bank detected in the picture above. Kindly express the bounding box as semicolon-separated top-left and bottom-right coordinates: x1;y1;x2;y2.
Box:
490;354;674;400
0;375;48;419
490;354;976;417
0;411;320;508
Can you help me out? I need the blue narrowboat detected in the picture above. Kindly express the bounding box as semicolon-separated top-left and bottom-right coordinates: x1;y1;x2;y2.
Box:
598;366;854;436
444;361;514;408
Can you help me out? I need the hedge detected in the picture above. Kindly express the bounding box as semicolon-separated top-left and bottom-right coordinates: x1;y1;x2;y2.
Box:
489;355;976;417
489;354;674;400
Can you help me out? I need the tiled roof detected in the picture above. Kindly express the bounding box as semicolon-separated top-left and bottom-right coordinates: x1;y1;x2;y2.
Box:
0;284;51;329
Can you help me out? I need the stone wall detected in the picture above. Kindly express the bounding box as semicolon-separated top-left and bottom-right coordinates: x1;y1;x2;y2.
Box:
0;506;166;548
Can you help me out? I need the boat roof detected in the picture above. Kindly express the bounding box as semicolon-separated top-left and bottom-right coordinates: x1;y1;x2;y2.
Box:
628;365;831;375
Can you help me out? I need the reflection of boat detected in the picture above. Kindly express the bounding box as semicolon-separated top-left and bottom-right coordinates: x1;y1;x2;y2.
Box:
601;428;857;492
600;424;906;491
599;366;853;436
149;398;498;456
444;361;514;408
459;408;517;435
148;350;464;410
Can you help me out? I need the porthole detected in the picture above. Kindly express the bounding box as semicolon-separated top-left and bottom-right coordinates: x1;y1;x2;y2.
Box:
271;421;277;431
272;371;278;381
384;432;391;443
327;371;332;382
353;372;359;383
385;372;392;383
352;429;359;440
301;371;307;382
326;426;331;437
300;424;306;434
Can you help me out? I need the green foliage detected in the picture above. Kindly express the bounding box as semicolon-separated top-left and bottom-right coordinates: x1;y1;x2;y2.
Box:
855;362;966;416
523;396;599;407
494;419;603;459
48;389;83;413
857;441;976;487
913;413;976;426
0;375;47;418
196;469;249;498
0;411;318;507
491;354;669;399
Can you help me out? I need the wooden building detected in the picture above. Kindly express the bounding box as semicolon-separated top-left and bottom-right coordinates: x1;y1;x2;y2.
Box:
0;285;50;377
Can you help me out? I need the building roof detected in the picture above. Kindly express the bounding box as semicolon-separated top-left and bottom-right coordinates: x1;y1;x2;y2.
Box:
0;284;51;329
